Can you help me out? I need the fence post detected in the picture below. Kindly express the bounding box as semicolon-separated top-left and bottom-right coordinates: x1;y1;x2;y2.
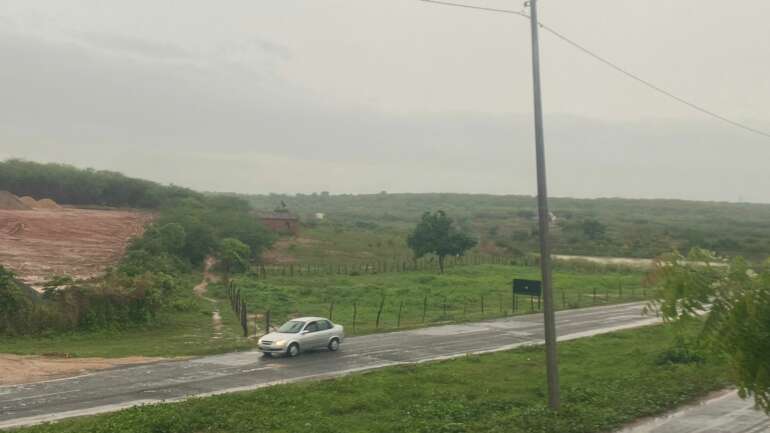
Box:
242;301;248;337
562;291;566;309
422;295;428;323
352;301;358;333
498;294;503;314
376;296;385;329
265;309;271;334
329;300;335;321
443;296;448;318
481;295;485;314
397;300;404;328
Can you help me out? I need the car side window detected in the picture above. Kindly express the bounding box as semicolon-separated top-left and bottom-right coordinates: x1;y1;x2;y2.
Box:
305;321;319;333
320;320;332;330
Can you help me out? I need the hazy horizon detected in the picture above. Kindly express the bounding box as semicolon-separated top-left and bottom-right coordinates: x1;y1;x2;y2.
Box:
1;0;769;203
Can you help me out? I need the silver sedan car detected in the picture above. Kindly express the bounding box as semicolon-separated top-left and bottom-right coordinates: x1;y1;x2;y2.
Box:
258;317;344;357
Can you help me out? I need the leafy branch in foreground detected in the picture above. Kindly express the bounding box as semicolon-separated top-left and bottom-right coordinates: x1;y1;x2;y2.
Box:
648;248;770;412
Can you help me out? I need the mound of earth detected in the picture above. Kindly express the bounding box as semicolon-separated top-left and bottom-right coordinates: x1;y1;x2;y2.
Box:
16;196;62;210
18;196;38;207
0;191;31;210
35;198;62;209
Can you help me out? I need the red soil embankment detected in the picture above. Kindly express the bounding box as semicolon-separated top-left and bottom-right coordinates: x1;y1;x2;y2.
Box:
0;208;152;289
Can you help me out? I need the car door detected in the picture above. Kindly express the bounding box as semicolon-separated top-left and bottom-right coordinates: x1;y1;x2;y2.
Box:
317;320;333;345
302;321;323;349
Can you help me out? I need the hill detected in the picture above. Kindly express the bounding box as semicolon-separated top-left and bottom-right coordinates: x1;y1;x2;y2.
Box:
244;193;770;260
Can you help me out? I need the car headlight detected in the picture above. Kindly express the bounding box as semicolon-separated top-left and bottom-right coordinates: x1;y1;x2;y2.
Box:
274;340;286;347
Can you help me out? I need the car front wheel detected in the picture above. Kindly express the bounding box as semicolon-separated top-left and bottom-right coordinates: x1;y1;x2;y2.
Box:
287;343;300;357
328;338;340;352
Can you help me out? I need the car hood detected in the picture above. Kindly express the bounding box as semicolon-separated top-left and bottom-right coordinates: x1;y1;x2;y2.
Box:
260;332;297;341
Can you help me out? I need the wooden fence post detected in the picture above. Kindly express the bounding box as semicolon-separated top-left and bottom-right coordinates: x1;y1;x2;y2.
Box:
443;296;448;318
376;296;385;329
241;301;249;338
329;300;335;321
422;295;428;323
352;301;358;333
397;300;404;328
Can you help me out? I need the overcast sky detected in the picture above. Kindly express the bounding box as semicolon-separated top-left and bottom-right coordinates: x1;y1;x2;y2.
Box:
1;0;769;202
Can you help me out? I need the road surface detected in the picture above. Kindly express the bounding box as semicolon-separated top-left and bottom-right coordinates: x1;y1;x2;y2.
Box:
0;302;654;429
5;301;763;432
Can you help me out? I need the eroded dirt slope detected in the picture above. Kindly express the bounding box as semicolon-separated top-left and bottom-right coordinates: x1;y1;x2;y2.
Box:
0;208;152;289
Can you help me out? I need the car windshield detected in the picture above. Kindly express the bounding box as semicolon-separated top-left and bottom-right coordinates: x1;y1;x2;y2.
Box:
277;321;305;334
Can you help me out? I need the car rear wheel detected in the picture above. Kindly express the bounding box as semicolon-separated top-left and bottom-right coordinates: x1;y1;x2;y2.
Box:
287;343;300;357
328;338;340;352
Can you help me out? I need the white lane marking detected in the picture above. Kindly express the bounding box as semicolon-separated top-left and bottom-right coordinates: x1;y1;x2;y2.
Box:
0;373;95;390
0;389;82;404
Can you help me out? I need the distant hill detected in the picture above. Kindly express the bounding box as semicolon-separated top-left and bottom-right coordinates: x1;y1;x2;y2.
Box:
243;192;770;260
0;159;200;209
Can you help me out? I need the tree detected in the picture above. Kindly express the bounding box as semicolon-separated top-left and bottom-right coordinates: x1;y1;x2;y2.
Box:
649;248;770;412
217;238;251;281
407;211;477;273
581;218;607;240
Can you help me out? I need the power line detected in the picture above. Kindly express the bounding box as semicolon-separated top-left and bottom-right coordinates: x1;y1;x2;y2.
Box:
419;0;770;140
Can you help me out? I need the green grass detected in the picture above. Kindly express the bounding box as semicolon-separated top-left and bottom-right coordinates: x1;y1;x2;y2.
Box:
216;263;648;335
0;297;255;358
12;323;731;433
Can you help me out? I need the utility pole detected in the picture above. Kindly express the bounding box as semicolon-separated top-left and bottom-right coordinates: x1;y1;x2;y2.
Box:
528;0;560;410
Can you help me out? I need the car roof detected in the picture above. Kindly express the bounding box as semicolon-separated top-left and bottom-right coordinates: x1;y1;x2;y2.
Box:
289;317;328;322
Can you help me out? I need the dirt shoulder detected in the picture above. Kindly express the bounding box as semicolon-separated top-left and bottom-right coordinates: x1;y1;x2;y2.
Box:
0;354;166;386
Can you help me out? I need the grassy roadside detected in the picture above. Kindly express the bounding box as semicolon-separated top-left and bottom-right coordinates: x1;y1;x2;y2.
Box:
0;296;255;358
12;323;730;433
217;264;648;335
0;263;646;357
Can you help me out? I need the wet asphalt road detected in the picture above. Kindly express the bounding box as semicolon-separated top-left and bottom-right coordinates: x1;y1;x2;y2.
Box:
618;391;770;433
1;302;657;429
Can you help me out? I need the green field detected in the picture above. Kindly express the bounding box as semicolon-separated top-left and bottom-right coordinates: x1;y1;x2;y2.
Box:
0;296;253;358
12;323;730;433
215;263;648;335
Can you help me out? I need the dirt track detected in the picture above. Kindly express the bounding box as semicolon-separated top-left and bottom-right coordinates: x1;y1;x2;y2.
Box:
0;354;165;386
0;208;152;289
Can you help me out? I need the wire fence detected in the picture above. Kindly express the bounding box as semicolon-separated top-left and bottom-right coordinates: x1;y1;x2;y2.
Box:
253;254;511;279
224;280;652;337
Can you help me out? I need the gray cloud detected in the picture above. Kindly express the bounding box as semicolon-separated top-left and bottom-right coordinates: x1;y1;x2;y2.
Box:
1;1;769;203
77;32;193;60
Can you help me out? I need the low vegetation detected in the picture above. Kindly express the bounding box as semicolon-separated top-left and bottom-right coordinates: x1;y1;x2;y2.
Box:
245;192;770;261
11;323;730;433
